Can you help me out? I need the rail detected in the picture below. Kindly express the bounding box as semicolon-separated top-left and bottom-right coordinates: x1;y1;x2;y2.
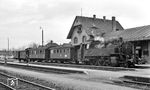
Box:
0;72;55;90
0;82;16;90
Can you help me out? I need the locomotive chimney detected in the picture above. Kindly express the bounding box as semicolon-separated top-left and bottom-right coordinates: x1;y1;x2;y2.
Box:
50;40;53;43
112;16;116;31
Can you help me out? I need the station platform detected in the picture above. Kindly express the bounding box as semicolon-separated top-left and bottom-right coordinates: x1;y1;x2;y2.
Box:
0;61;150;84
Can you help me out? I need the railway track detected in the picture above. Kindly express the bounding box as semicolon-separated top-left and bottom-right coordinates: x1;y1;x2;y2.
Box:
111;79;150;90
0;72;55;90
101;77;150;90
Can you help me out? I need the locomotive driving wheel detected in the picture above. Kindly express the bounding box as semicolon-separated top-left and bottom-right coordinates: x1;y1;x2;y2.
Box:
103;57;111;66
100;56;105;66
95;58;101;66
95;56;106;66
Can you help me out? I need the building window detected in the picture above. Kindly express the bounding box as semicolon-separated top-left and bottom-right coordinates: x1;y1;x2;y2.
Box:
82;36;86;43
57;49;59;53
74;37;78;44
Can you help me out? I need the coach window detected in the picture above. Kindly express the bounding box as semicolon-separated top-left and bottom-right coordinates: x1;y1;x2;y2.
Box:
64;49;65;53
53;50;56;53
40;50;42;54
74;37;78;44
82;36;86;43
51;50;53;54
67;49;69;52
34;51;36;55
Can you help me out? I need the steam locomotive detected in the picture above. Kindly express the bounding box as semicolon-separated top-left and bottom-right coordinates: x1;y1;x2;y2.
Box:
83;37;135;67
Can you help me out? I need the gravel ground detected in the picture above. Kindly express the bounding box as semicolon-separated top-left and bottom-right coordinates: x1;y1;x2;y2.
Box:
0;65;139;90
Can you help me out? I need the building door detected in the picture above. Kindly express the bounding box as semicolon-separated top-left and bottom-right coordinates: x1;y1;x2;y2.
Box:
77;49;81;62
74;45;80;63
135;46;142;58
136;49;142;58
74;44;87;63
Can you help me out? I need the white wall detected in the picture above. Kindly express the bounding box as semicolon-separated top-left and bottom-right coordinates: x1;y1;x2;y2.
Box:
71;27;89;46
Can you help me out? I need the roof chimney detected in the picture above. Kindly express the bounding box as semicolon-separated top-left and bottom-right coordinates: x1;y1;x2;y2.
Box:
103;16;106;21
93;14;96;19
112;16;116;31
112;16;115;21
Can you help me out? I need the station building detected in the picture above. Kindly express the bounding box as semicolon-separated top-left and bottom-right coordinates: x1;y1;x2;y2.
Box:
67;15;124;61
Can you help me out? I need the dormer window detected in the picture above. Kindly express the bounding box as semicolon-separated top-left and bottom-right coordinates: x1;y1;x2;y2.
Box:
77;26;82;34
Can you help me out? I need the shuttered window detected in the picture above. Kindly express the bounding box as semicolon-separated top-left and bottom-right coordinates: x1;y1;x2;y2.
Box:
74;37;78;44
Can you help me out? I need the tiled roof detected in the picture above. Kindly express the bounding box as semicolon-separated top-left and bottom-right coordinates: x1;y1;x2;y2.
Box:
67;16;124;39
104;25;150;41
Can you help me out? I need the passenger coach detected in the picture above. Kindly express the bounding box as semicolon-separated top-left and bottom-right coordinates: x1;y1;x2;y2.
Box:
49;45;77;63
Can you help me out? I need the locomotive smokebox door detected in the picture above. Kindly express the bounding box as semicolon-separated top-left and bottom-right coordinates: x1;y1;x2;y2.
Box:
110;54;119;66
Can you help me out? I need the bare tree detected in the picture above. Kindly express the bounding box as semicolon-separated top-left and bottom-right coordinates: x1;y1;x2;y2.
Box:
28;42;39;48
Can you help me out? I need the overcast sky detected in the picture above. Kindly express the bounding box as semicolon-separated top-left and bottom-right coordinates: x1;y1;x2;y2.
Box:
0;0;150;50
